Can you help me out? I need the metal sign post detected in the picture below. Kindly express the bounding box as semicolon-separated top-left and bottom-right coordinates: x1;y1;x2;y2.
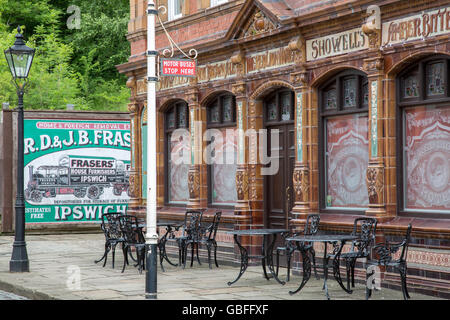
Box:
144;0;198;300
145;0;159;300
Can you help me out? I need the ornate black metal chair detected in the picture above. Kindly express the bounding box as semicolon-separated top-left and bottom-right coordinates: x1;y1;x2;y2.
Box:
165;210;204;269
95;212;124;268
275;214;320;281
186;211;222;269
329;217;378;291
366;224;412;300
118;214;146;274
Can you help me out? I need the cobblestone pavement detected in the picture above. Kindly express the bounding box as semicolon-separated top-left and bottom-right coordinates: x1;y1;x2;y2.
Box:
0;233;441;300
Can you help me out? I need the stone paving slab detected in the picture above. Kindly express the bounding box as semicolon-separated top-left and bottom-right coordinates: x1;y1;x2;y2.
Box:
0;233;441;301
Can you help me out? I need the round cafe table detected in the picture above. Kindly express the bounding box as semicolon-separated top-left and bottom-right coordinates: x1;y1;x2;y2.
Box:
226;228;289;286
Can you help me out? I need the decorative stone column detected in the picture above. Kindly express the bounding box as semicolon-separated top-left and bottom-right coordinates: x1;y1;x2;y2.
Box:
289;35;311;220
362;10;391;219
126;76;143;211
186;85;204;209
231;51;251;222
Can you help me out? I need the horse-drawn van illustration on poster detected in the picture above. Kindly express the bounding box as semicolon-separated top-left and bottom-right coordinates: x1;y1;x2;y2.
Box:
25;155;131;203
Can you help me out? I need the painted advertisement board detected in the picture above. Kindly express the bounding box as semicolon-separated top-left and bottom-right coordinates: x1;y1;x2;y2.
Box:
23;119;131;223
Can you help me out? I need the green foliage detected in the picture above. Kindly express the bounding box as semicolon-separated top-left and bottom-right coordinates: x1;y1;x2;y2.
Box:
0;0;130;111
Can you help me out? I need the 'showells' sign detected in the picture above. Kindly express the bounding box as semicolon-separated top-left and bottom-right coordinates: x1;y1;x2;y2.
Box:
24;119;131;224
161;58;196;77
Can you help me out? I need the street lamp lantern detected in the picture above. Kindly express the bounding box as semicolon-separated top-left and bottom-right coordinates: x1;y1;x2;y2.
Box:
4;26;34;273
4;26;35;83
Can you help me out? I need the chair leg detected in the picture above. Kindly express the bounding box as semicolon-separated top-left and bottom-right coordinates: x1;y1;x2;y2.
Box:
275;249;281;277
121;246;128;273
196;243;201;265
399;263;410;300
365;268;373;300
286;250;292;282
206;243;212;269
95;242;109;266
310;248;319;280
112;243;116;269
190;242;195;267
351;259;356;288
345;258;352;291
213;242;219;268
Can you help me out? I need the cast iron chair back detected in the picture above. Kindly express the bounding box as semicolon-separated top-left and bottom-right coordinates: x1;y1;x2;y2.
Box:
176;210;204;268
118;214;146;273
204;211;222;241
350;217;378;257
95;212;124;268
186;211;222;268
183;210;204;241
366;224;413;300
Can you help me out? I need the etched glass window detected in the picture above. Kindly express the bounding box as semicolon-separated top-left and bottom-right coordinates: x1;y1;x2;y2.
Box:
281;92;291;121
267;98;278;121
178;105;186;127
404;106;450;212
223;96;233;122
167;109;175;128
403;74;419;98
363;82;369;106
325;115;369;208
325;88;337;110
343;78;357;108
426;62;445;96
210;102;220;123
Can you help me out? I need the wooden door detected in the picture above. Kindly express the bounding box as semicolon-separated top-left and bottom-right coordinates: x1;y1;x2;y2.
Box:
265;123;295;230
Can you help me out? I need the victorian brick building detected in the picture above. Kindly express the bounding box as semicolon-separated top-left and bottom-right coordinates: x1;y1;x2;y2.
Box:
117;0;450;297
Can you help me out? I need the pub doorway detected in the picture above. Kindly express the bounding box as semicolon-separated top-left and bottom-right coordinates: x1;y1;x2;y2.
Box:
263;89;295;231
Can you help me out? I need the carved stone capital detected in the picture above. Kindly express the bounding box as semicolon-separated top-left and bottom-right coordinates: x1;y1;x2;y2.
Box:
232;82;246;96
127;103;138;114
126;76;137;98
288;35;306;65
362;10;381;50
186;88;199;105
290;71;308;87
363;57;384;73
231;51;245;77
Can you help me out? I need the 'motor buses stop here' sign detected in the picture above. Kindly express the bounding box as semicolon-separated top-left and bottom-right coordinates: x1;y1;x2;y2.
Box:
161;58;196;77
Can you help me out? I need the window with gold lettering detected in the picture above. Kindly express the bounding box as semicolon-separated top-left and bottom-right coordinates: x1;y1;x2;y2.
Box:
319;70;369;211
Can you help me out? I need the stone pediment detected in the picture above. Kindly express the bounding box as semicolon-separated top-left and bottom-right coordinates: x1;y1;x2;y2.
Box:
226;0;280;41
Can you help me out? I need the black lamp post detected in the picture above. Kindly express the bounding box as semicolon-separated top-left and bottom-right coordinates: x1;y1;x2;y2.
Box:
4;26;35;272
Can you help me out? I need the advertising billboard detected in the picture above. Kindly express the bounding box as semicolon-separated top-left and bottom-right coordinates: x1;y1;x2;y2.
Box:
23;119;131;223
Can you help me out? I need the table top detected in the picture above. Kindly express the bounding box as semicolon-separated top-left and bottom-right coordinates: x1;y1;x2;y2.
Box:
227;228;289;236
286;234;358;242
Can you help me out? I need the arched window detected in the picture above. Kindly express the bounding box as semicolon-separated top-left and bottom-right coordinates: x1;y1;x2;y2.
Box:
319;70;369;211
397;56;450;216
206;93;237;207
165;101;190;205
